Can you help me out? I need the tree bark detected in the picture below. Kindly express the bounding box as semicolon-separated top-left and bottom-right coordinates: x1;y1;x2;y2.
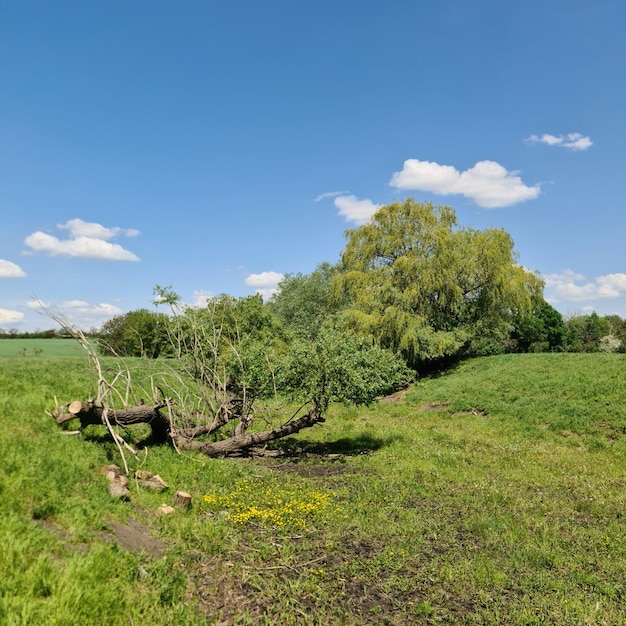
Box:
55;400;171;443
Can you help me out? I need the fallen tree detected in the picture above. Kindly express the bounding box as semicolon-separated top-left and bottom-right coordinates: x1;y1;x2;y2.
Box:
46;290;413;464
52;397;325;457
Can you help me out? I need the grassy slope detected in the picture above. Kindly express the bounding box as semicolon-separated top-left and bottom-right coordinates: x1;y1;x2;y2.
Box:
1;353;625;625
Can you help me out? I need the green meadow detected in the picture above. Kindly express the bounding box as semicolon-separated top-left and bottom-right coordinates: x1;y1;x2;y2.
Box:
0;338;89;358
1;352;625;624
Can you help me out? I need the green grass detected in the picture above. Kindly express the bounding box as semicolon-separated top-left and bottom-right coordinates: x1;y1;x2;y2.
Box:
1;353;625;624
0;338;90;358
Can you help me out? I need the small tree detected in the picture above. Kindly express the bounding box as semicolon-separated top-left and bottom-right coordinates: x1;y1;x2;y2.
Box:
565;312;609;353
270;262;340;340
603;314;626;353
99;309;170;358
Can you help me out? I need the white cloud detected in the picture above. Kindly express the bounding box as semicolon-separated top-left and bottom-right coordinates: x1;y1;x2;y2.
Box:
526;133;592;151
544;270;626;302
58;218;140;239
26;299;48;310
315;190;350;202
0;259;26;278
27;297;124;330
334;195;382;224
191;290;213;307
245;271;284;301
24;218;140;261
389;159;540;208
245;271;284;288
0;308;24;325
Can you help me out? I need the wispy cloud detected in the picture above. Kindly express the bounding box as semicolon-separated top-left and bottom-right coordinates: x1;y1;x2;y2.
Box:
0;259;26;278
0;308;24;325
526;133;592;151
334;195;382;224
315;190;350;202
544;270;626;302
28;298;124;330
245;271;284;301
24;218;140;261
389;159;540;208
59;218;140;239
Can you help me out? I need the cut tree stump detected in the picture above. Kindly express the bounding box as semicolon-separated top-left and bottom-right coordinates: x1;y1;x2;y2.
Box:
174;491;192;509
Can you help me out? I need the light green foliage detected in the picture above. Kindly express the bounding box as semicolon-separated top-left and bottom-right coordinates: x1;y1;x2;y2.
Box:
161;292;287;398
279;326;414;410
334;198;544;366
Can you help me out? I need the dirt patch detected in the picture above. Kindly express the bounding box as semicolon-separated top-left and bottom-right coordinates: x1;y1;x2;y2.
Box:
417;401;449;411
35;519;90;554
379;388;410;404
262;459;352;477
102;518;167;558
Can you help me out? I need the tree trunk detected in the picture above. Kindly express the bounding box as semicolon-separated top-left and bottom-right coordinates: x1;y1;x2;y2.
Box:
53;399;324;457
55;400;171;443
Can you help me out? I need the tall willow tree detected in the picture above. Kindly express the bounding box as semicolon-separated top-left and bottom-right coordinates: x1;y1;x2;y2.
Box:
333;198;544;367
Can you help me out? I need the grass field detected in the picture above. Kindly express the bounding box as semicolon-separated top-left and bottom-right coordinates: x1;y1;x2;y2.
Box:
0;338;90;358
1;352;625;624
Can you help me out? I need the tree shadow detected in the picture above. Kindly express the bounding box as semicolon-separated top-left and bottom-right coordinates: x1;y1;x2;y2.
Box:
81;425;397;459
81;424;156;449
266;431;399;457
416;353;466;378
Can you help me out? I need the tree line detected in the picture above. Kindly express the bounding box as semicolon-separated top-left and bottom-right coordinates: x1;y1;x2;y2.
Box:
97;199;625;365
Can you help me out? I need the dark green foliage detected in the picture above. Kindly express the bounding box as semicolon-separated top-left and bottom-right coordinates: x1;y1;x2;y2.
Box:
0;328;81;339
565;312;610;353
157;290;412;412
511;299;567;352
269;262;340;340
98;309;170;358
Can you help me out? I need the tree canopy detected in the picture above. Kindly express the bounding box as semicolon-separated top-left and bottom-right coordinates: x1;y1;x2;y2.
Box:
98;308;170;358
333;198;545;367
269;262;339;340
512;299;567;352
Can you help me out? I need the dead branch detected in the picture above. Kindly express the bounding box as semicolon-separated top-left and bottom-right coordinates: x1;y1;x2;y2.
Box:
172;400;324;457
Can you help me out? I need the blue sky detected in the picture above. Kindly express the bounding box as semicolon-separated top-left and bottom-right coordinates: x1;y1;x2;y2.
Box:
1;0;625;331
